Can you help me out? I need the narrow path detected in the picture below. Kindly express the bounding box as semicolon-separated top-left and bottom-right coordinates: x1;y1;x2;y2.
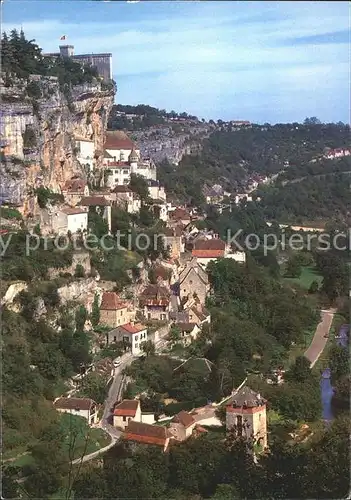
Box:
304;308;336;368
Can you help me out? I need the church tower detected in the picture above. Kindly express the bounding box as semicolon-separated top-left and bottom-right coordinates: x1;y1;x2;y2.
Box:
225;385;267;450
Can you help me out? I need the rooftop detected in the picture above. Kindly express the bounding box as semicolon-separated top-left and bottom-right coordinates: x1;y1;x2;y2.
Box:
60;207;87;216
114;399;139;417
100;292;128;311
78;196;110;206
192;249;224;258
193;239;226;251
54;397;95;411
124;420;169;446
173;410;196;428
226;385;267;409
119;322;146;334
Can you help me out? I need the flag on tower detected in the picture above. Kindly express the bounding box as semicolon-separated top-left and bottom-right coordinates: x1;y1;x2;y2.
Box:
60;35;66;40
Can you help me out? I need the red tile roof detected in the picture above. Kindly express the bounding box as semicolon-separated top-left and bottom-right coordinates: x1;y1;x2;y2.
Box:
193;239;226;250
120;323;146;334
173;410;195;428
100;292;128;311
124;421;169;447
170;208;191;221
114;399;139;417
78;196;110;206
192;249;224;258
105;131;136;151
54;397;95;411
139;285;170;306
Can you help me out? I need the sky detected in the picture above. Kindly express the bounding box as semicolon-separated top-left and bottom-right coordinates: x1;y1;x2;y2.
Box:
2;1;350;123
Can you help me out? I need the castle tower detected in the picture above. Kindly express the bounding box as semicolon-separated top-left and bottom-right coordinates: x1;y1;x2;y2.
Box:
225;385;267;450
128;148;139;174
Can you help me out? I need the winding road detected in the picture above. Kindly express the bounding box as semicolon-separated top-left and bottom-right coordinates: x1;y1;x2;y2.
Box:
304;308;336;368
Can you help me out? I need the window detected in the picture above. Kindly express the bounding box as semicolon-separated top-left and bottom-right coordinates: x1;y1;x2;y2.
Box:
123;416;126;422
123;179;129;185
189;280;193;284
120;310;123;316
135;335;138;341
135;343;138;349
113;336;117;342
123;169;129;174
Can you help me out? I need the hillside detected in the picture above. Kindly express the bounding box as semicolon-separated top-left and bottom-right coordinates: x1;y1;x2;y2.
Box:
1;30;116;213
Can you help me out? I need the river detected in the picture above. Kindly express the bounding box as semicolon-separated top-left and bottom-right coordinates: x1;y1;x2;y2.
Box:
320;324;349;422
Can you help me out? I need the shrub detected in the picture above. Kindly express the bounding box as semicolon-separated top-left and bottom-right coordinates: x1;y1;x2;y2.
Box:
26;81;42;99
74;264;85;278
0;207;22;220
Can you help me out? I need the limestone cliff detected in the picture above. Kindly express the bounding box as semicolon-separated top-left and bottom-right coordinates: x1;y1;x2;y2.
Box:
1;75;115;214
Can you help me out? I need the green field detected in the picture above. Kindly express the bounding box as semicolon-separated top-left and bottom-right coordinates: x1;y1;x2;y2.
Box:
283;266;323;290
7;414;111;469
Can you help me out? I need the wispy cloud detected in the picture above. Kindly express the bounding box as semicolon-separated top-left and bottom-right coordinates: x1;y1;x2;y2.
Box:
2;1;349;123
281;29;350;46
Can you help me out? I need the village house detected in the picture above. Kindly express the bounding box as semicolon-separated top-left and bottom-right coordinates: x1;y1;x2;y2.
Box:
147;179;166;201
161;226;184;260
234;193;253;205
107;322;148;356
74;135;95;172
104;131;157;187
325;147;351;159
192;238;227;268
99;292;134;328
169;207;192;226
226;385;268;449
53;397;98;425
50;206;88;234
188;305;211;325
179;259;210;305
111;185;141;213
139;284;171;321
175;322;200;345
78;195;112;232
169;410;197;441
123;421;171;452
191;238;245;267
149;199;169;222
113;399;141;429
61;177;90;206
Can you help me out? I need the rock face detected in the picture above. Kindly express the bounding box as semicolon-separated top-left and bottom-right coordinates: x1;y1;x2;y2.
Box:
57;277;102;312
1;75;115;214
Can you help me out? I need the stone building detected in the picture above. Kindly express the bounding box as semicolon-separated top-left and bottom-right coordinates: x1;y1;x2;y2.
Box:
225;386;267;450
179;259;209;305
99;292;134;328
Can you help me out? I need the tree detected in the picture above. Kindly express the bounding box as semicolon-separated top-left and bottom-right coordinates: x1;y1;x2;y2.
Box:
75;305;88;332
284;256;301;278
168;325;181;345
308;280;319;294
130;173;149;203
78;372;107;404
141;339;156;357
329;344;349;381
285;355;311;383
91;292;100;328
